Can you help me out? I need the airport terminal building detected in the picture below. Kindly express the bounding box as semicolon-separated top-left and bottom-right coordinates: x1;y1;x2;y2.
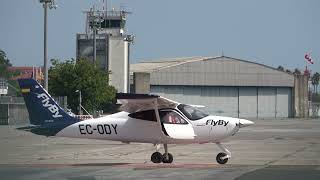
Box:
131;56;308;118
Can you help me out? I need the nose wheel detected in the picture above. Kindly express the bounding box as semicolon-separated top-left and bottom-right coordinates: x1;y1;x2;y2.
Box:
151;144;174;163
216;152;228;164
215;143;231;164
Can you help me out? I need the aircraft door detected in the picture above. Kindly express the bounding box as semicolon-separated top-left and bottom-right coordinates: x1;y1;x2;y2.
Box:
191;120;211;142
160;110;195;139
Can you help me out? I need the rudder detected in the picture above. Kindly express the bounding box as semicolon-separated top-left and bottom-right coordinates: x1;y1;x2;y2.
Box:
18;78;78;125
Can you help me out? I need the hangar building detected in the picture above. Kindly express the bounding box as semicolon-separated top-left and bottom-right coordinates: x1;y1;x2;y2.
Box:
131;56;307;118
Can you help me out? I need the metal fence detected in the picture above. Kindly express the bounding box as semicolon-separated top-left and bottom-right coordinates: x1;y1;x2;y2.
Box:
0;96;67;125
310;102;320;118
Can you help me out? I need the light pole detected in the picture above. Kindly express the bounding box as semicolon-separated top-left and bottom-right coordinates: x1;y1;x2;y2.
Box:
39;0;57;91
75;90;82;115
88;5;103;67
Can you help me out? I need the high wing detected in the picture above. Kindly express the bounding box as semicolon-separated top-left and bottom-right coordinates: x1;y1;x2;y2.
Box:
116;93;178;113
116;93;196;140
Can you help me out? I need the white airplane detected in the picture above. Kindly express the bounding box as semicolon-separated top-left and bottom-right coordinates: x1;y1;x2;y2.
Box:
18;78;254;164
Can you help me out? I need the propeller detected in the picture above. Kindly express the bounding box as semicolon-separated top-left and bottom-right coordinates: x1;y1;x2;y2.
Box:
237;119;254;128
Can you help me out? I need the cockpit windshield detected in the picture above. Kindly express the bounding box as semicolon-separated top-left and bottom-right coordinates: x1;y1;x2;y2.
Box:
177;104;209;120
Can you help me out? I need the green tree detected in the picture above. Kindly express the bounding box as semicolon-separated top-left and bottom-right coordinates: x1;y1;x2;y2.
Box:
0;49;20;95
311;72;320;93
0;49;12;78
285;69;292;74
293;68;301;75
312;93;320;102
277;65;284;71
49;58;117;114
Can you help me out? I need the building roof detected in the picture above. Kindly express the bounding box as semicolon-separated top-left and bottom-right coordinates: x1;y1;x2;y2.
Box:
7;66;38;71
7;66;43;81
130;56;212;73
131;56;294;87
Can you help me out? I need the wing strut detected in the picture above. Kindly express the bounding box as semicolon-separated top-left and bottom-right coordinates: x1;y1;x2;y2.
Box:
153;98;166;141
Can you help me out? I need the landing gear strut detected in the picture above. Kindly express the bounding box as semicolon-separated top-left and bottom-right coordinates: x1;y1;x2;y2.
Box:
150;144;173;164
215;143;231;164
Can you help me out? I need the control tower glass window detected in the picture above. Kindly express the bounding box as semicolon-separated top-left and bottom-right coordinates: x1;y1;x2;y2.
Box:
98;20;121;28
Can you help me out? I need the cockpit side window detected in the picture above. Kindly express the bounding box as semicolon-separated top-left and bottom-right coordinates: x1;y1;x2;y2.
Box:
128;108;194;123
128;110;157;122
159;110;188;124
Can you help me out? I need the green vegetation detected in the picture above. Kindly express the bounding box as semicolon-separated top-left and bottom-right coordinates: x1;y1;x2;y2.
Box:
311;72;320;93
311;72;320;103
0;49;20;95
49;58;117;114
0;49;19;79
0;49;12;77
312;94;320;103
277;65;284;71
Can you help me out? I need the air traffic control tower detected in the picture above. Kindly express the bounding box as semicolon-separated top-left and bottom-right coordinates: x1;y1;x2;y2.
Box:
76;6;133;93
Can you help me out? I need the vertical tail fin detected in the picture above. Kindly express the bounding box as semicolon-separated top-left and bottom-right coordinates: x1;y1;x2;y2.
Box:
18;78;78;125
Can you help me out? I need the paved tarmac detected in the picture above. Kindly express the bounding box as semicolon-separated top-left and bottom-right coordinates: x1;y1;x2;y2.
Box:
0;118;319;179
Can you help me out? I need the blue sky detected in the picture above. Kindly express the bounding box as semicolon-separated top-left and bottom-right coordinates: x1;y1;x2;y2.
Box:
0;0;319;73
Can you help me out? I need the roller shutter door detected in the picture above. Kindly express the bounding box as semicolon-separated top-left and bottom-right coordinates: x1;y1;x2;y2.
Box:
216;87;238;117
151;86;292;118
151;86;238;117
198;87;238;117
276;87;292;118
164;86;184;101
198;87;219;114
239;87;257;118
201;87;238;117
200;87;219;115
258;88;276;118
151;86;165;97
183;86;201;105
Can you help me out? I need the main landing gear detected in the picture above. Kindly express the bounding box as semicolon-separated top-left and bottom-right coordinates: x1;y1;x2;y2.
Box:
150;143;231;164
215;143;231;164
151;144;173;163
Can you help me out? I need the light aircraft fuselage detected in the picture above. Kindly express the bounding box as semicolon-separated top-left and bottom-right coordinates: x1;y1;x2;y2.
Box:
17;78;254;164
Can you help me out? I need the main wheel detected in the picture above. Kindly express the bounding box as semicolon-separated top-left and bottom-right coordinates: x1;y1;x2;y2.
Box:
162;153;173;163
151;152;163;163
216;152;228;164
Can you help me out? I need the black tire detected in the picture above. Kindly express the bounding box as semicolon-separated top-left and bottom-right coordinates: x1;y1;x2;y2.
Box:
216;152;228;164
162;153;173;163
151;152;163;163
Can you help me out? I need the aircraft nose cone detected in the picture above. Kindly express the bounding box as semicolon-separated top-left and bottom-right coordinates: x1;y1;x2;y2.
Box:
238;119;254;128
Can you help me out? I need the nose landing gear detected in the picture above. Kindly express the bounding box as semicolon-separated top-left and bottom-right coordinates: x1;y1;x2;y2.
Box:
215;143;231;164
216;152;228;164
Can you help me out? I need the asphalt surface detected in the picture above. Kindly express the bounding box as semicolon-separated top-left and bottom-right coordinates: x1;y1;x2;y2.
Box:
0;118;319;179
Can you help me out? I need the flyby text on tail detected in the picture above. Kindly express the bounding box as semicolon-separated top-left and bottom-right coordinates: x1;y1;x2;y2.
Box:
18;78;79;136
